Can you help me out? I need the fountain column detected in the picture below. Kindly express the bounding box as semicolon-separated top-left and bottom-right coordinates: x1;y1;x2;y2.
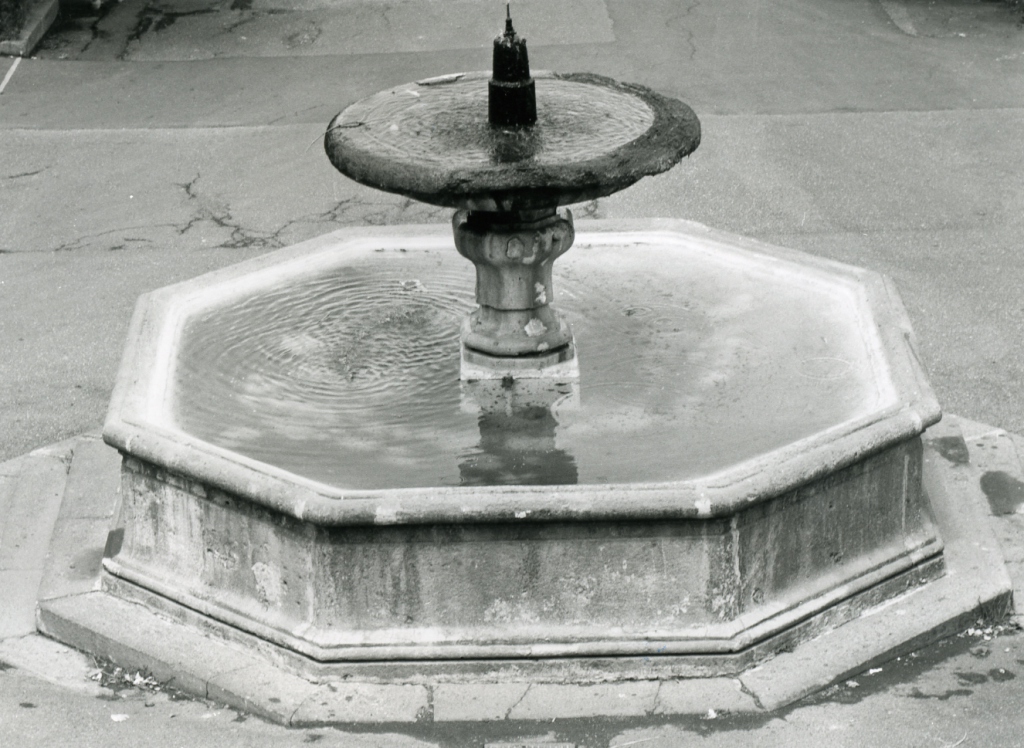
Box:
454;208;576;369
455;9;578;376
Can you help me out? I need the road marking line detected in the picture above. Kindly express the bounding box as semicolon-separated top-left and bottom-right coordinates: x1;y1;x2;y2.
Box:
0;57;21;95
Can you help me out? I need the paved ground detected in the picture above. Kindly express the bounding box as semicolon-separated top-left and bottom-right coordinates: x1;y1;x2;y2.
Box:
2;0;1024;745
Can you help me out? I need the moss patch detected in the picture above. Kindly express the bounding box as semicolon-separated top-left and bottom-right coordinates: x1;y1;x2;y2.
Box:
0;0;27;41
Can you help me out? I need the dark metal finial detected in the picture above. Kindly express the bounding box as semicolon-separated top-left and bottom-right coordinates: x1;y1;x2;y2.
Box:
489;3;537;128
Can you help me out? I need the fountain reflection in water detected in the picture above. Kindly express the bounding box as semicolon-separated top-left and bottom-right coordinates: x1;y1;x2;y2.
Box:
459;378;579;487
170;243;881;491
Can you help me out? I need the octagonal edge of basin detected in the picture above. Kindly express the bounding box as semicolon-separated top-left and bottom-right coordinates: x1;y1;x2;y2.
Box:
103;218;941;527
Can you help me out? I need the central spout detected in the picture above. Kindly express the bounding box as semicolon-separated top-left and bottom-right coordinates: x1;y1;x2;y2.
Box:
489;4;537;128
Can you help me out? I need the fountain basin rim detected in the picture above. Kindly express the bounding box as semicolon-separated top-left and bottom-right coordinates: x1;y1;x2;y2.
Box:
103;219;941;527
105;403;935;528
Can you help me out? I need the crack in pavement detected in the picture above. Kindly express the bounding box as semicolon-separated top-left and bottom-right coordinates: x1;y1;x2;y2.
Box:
4;169;47;180
35;175;449;254
267;104;324;126
379;2;394;35
646;680;663;716
503;683;531;719
736;677;766;711
119;3;220;59
49;0;117;59
175;172;292;250
665;0;701;61
220;8;289;37
50;225;178;252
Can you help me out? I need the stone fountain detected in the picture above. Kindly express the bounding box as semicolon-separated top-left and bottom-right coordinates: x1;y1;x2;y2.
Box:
35;9;1010;722
323;10;698;380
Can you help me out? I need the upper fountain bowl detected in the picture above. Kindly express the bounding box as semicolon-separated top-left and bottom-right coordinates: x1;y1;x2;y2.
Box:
324;71;701;212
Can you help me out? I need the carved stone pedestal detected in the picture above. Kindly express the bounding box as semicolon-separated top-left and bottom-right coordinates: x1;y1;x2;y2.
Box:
454;208;578;377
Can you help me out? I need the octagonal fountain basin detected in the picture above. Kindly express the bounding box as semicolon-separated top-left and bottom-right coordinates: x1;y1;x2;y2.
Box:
101;219;943;676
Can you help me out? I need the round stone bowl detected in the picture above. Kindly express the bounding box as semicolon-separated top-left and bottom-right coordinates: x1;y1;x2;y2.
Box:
324;71;701;213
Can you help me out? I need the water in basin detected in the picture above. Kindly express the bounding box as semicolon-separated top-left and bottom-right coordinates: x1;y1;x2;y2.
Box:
170;239;890;490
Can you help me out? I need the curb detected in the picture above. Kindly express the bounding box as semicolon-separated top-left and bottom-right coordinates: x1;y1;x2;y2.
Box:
0;0;59;57
0;438;73;640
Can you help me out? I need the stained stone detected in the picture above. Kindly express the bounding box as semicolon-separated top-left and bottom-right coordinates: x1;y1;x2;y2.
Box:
325;71;700;213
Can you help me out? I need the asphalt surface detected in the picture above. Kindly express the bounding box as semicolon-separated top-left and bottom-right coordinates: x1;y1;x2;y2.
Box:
2;0;1024;745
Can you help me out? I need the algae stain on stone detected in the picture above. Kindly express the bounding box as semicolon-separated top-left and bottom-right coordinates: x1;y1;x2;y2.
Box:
980;470;1024;515
104;527;125;558
931;436;971;466
285;23;321;48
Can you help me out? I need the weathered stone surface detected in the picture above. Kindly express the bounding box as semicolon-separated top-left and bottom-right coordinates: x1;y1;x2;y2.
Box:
324;72;701;212
739;417;1013;710
432;683;531;722
38;590;244;698
36;435;121;602
0;448;69;637
652;677;759;715
507;682;660;719
104;437;941;662
454;208;575;357
207;662;320;723
292;683;429;725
